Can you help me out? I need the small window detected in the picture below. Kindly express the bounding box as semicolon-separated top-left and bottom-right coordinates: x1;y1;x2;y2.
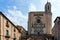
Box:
37;19;40;23
6;21;9;27
38;32;40;35
14;28;16;32
14;34;16;40
6;30;9;36
48;6;49;10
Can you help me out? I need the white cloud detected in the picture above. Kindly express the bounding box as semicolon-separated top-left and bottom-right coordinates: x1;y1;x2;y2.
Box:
13;6;17;10
6;6;28;30
51;0;60;27
29;3;37;12
49;0;56;3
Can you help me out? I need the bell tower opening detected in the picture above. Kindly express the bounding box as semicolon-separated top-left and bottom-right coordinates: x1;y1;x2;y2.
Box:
45;2;51;13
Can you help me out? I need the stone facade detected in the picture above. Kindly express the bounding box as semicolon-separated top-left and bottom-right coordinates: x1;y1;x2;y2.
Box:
0;12;21;40
28;2;53;40
28;2;52;35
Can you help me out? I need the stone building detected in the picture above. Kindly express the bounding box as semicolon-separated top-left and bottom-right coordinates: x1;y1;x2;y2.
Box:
16;25;27;40
28;2;53;40
52;17;60;40
28;2;52;35
0;12;21;40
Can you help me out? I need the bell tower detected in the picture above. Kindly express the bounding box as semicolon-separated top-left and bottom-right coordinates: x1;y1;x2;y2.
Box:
45;2;51;13
28;2;52;35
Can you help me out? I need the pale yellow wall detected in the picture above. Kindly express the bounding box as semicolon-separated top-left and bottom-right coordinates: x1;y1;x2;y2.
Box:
11;25;14;40
0;14;21;40
1;15;4;40
16;29;21;40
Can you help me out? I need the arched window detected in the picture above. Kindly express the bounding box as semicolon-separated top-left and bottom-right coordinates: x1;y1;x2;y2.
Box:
6;21;9;27
48;5;49;10
6;30;9;36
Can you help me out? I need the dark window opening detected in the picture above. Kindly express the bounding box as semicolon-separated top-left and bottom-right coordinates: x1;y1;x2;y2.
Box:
6;30;9;36
48;5;49;10
37;19;40;23
38;32;40;35
5;30;10;38
14;28;16;32
13;34;16;40
6;21;9;27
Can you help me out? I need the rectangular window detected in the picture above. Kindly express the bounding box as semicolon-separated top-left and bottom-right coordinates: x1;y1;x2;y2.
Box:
13;34;16;40
14;34;16;38
6;21;9;27
6;30;9;36
5;30;10;38
14;28;16;32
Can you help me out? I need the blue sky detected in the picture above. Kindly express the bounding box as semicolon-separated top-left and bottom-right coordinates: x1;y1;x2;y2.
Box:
0;0;60;30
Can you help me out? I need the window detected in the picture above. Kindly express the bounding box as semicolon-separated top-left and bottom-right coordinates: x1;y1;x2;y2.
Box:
14;34;16;40
48;5;49;10
14;28;16;32
38;32;40;35
37;19;40;23
5;30;10;38
31;28;34;34
14;34;16;38
6;21;9;27
6;30;9;36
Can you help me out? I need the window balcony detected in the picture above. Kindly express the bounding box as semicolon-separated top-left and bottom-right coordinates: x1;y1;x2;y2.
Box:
5;35;10;38
6;24;9;27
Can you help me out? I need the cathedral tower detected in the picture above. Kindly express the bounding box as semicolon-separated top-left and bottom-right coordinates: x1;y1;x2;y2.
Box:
28;2;52;35
45;2;51;13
